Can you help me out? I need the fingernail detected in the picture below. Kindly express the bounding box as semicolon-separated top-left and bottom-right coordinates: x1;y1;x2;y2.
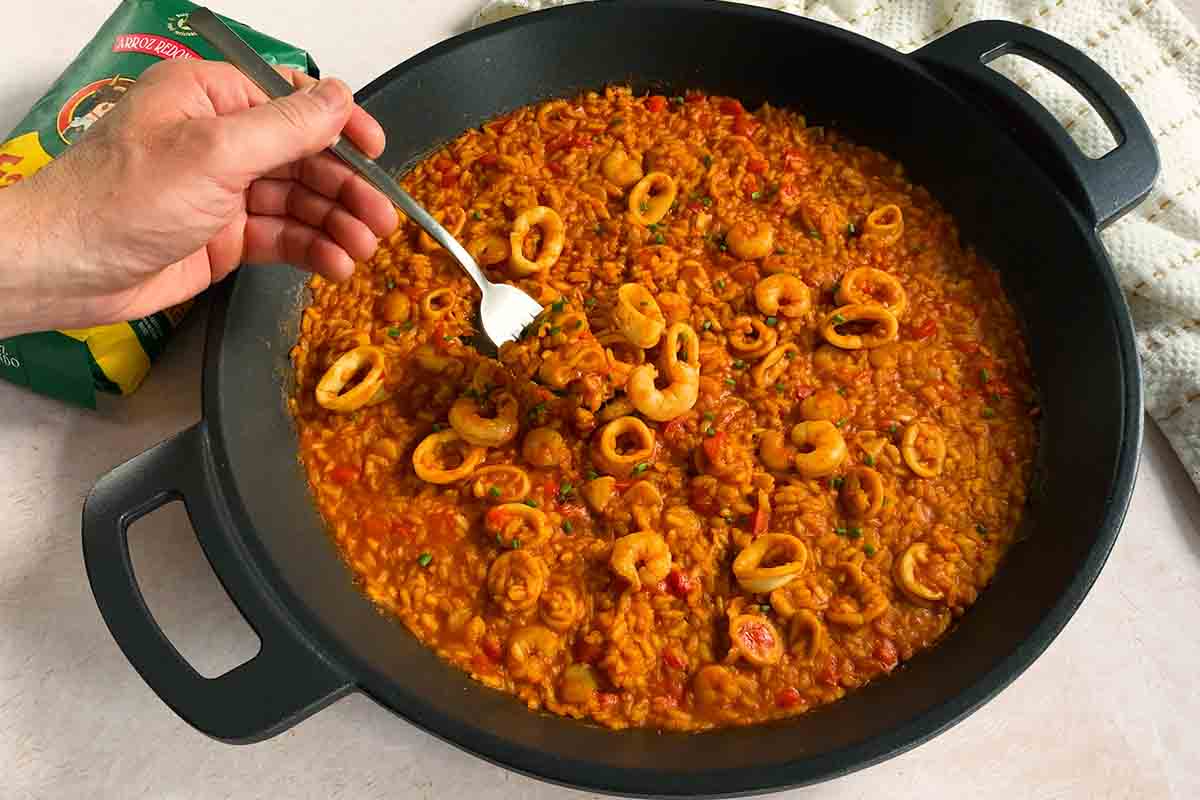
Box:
308;79;350;111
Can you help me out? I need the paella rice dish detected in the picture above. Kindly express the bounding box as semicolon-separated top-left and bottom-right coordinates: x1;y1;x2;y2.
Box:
288;87;1038;731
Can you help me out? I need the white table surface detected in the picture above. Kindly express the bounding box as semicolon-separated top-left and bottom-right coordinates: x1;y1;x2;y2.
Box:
2;1;1198;798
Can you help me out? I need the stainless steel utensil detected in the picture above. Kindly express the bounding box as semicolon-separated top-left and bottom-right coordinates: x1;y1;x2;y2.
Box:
189;7;543;350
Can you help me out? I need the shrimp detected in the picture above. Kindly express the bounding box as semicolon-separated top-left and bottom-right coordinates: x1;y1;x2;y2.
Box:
894;542;945;602
487;550;548;614
609;530;672;591
601;146;645;188
790;421;848;478
754;274;811;318
506;625;561;683
626;363;699;422
725;220;775;260
624;480;664;530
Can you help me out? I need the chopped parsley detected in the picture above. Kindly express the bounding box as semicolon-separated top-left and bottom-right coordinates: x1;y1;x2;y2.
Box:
831;313;846;324
829;476;845;489
639;201;650;214
982;407;996;419
488;486;501;498
632;462;651;476
702;320;713;331
725;377;737;387
764;316;778;327
387;328;401;338
548;325;562;335
558;483;575;500
672;96;685;105
846;222;857;236
732;359;746;369
774;383;786;393
785;349;796;359
863;454;875;467
585;297;598;308
980;368;991;383
715;279;726;289
472;210;483;220
523;498;538;508
417;552;433;567
836;387;847;396
511;538;521;549
562;520;574;534
703;411;715;421
551;299;566;313
834;419;845;428
774;247;787;255
888;422;899;435
653;232;666;245
848;526;863;539
610;117;624;127
751;191;762;201
701;196;713;207
586;469;599;481
835;526;848;536
864;544;877;557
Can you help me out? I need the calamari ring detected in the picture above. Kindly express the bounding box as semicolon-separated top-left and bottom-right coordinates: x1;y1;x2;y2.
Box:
614;283;666;348
894;542;945;603
412;430;486;484
901;421;946;478
472;465;532;503
836;267;908;317
628;171;678;226
592;416;656;478
315;346;386;413
821;304;900;350
509;206;565;276
732;533;809;593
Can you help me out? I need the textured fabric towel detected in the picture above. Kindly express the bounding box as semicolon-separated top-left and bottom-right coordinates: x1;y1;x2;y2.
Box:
476;0;1200;491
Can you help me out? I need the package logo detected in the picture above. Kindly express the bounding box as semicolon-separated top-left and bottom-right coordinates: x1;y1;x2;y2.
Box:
112;33;200;61
56;75;136;145
166;12;198;37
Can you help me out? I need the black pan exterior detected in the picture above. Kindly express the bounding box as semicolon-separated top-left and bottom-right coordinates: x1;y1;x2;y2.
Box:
87;2;1149;795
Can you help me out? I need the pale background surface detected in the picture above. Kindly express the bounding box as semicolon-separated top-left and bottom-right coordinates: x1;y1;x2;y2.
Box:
1;1;1198;798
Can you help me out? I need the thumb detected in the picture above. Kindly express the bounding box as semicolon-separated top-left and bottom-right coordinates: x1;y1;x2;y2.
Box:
214;78;354;177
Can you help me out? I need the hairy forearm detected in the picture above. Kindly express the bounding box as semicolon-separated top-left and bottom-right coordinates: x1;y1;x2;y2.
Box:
0;184;58;338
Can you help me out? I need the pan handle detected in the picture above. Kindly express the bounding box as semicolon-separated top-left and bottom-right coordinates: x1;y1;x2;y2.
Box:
82;423;352;743
914;20;1159;229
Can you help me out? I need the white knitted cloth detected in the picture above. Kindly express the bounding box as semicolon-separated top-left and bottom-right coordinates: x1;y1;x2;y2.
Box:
476;0;1200;491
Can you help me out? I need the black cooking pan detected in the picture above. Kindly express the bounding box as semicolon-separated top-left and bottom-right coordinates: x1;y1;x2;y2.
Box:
81;1;1157;795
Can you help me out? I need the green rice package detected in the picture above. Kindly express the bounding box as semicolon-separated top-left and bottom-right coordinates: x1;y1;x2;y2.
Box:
0;0;317;408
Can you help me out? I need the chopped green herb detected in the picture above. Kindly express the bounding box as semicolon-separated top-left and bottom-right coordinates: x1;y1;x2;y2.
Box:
980;368;991;383
672;96;685;105
573;319;584;330
831;313;846;325
846;222;857;236
632;462;651;476
751;191;762;201
610;117;624;127
715;279;726;289
982;407;996;419
551;299;566;313
654;232;666;245
785;349;796;359
848;526;863;539
774;247;787;255
764;316;778;327
585;297;598;308
774;383;786;393
387;328;401;338
443;335;455;341
834;419;845;428
702;320;713;331
587;469;599;481
472;210;483;220
402;320;415;331
808;229;822;239
562;520;574;534
528;402;547;419
835;526;848;536
496;533;504;546
830;476;845;489
548;325;562;335
701;196;713;207
705;426;717;437
523;499;538;508
702;155;713;169
725;377;737;387
639;202;650;214
888;422;899;435
864;544;877;557
760;604;772;614
863;454;875;467
836;387;847;396
488;486;501;498
431;422;444;432
732;359;746;370
386;280;396;290
976;523;989;535
511;538;521;549
417;552;433;567
559;483;575;498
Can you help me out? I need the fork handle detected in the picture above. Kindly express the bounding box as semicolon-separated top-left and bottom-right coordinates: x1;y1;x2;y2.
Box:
188;7;493;295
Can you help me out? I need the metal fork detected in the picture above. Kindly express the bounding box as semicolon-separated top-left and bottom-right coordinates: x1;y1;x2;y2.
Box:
189;7;544;351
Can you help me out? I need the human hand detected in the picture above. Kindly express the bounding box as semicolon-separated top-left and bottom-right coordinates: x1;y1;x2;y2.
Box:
0;58;397;336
